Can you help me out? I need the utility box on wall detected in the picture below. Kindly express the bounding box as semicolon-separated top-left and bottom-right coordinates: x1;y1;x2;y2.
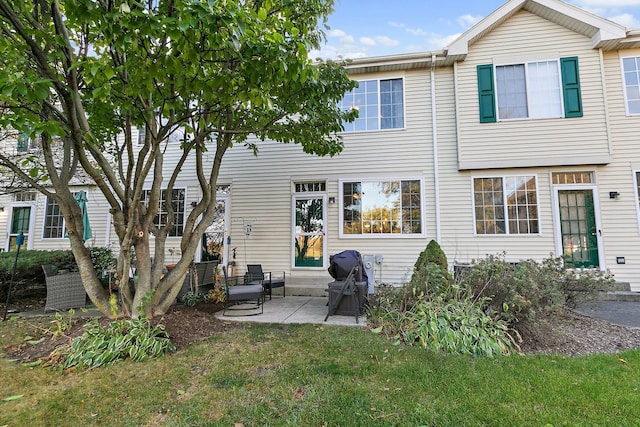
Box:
362;254;376;294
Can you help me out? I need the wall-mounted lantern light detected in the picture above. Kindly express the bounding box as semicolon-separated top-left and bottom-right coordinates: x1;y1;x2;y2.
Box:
609;191;620;199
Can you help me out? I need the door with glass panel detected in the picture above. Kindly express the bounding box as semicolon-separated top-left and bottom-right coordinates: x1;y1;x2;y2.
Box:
8;206;32;251
201;197;228;264
558;189;599;268
293;196;326;268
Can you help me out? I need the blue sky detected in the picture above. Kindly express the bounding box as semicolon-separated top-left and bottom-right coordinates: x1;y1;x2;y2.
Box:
312;0;640;59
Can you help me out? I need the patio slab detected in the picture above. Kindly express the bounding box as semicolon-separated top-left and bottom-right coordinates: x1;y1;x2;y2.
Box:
214;296;366;327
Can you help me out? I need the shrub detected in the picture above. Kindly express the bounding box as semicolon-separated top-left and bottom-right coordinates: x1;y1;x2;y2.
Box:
401;263;451;310
0;250;76;299
62;317;176;369
89;246;116;285
413;239;448;274
368;244;518;357
461;254;615;330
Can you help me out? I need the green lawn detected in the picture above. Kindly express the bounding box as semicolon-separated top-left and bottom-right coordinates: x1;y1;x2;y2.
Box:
1;318;638;426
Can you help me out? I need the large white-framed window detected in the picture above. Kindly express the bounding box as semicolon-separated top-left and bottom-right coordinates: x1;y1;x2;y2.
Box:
622;56;640;115
340;178;423;237
339;78;404;132
496;60;563;120
473;175;539;235
142;188;186;237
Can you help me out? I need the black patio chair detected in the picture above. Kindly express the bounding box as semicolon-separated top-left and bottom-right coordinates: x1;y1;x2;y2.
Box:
246;264;285;300
222;268;264;316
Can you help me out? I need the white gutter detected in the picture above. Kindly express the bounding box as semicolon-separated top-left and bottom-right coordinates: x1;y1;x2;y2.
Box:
431;54;442;243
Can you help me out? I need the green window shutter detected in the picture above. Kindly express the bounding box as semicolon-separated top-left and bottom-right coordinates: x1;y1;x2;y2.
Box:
477;64;496;123
561;56;583;118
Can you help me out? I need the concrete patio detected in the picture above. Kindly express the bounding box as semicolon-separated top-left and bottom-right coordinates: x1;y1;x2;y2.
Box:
214;295;366;327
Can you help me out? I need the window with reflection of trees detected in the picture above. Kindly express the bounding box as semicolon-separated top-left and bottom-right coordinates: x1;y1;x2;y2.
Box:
343;180;421;235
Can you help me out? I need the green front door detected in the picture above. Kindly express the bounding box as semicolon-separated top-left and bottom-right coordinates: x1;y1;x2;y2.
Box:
9;206;31;251
558;190;599;268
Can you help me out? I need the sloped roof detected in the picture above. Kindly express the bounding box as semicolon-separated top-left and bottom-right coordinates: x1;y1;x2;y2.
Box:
445;0;628;63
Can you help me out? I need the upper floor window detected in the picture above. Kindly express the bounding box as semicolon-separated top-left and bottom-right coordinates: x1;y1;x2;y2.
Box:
477;57;582;123
142;188;185;237
342;179;421;236
622;56;640;114
473;175;539;235
339;78;404;132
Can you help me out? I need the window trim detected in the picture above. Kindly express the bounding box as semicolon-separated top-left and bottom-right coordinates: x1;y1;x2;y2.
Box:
621;55;640;116
471;174;541;236
338;177;425;239
42;196;67;239
478;56;582;122
142;187;187;237
339;76;406;133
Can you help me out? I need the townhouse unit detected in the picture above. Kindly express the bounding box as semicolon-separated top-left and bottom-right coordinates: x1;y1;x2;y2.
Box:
2;0;640;292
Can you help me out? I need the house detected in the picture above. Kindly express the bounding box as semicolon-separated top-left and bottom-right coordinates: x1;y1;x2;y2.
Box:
3;0;640;293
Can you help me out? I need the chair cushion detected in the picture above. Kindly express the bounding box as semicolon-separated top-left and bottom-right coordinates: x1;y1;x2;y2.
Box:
228;284;263;299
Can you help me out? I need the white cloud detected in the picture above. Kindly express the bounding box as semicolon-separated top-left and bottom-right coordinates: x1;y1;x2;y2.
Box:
375;36;400;47
360;37;376;46
572;0;640;7
456;14;483;30
608;12;640;27
327;29;346;38
432;33;463;50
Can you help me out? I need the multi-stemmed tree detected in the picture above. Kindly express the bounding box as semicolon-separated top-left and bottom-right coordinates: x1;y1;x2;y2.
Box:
0;0;356;318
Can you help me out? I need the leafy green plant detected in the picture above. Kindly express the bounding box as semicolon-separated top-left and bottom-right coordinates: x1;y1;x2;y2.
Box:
89;246;116;286
368;284;518;357
182;291;209;307
62;317;176;369
50;309;76;339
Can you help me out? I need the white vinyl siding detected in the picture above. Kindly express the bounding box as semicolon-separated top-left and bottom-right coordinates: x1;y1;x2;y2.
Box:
456;10;610;169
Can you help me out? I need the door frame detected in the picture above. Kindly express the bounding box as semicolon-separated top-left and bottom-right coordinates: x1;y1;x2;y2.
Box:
291;193;327;270
197;194;230;266
6;203;36;251
551;185;605;271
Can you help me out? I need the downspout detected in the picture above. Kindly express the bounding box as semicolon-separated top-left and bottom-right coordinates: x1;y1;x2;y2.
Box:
431;54;442;242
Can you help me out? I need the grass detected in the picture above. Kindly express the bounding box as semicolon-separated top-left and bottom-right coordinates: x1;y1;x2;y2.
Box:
1;317;639;426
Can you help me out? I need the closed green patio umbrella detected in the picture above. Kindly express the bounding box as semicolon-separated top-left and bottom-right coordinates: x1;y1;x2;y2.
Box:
74;190;92;242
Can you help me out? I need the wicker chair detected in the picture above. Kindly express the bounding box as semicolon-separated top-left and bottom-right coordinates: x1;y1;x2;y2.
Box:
42;265;87;312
